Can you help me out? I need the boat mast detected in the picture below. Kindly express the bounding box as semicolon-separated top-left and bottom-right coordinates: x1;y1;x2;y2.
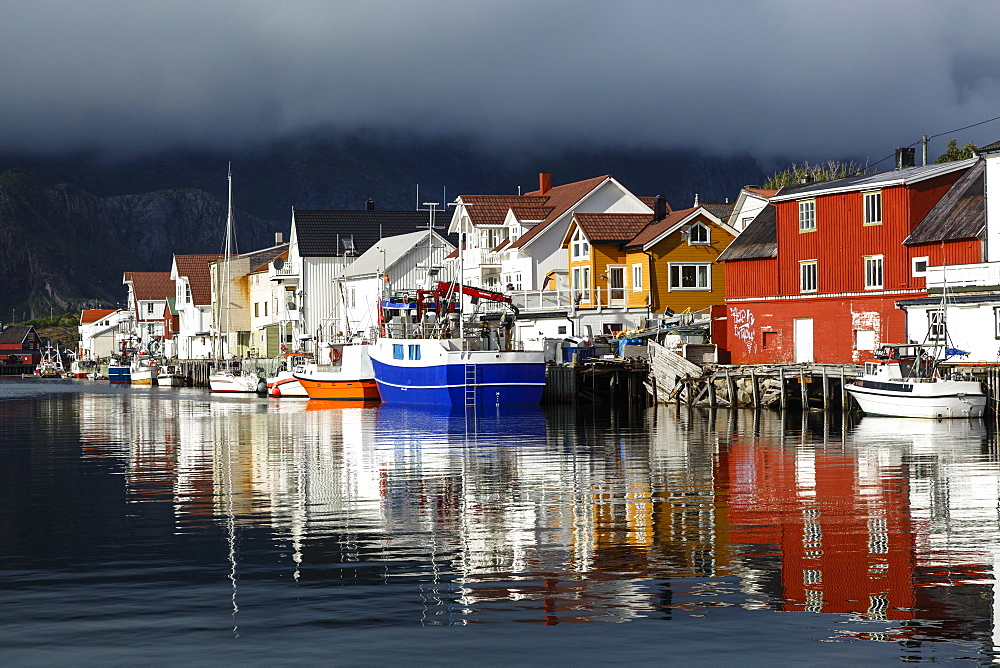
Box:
223;164;233;359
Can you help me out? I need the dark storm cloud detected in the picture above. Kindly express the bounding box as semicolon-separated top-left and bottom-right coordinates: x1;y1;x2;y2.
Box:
3;0;1000;160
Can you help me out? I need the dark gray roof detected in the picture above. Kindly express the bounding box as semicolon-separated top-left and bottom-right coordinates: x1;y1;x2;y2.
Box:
771;159;975;201
293;209;456;258
904;160;984;246
240;243;288;270
717;205;776;261
897;293;1000;307
0;325;35;345
702;202;735;221
979;139;1000;153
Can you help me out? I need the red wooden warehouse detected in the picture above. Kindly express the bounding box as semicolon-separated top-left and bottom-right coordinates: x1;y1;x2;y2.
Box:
718;153;977;364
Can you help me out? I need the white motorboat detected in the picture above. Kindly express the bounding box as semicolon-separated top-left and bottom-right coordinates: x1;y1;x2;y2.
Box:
265;353;314;398
846;344;986;419
157;364;186;387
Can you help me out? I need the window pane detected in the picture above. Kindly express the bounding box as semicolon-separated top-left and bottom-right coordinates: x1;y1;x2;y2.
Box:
393;344;403;360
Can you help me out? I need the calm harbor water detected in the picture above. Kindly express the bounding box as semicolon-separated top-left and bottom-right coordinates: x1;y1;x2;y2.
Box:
2;379;1000;664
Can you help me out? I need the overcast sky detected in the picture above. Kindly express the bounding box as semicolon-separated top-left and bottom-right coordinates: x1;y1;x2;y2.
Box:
3;0;1000;163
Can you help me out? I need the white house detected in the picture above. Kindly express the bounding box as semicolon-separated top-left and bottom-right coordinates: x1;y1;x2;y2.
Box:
450;173;653;295
122;271;173;353
897;143;1000;362
78;308;131;361
171;254;222;359
337;229;455;339
727;187;777;233
286;206;451;352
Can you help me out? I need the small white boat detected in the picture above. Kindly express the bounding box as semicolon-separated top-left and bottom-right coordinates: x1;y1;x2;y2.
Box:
210;362;262;393
265;353;314;398
846;344;986;419
157;364;186;387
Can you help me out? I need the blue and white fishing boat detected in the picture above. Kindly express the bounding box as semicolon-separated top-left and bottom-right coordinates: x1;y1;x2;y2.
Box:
368;281;545;406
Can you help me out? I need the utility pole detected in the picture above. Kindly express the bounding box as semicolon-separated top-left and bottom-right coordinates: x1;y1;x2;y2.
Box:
922;135;929;166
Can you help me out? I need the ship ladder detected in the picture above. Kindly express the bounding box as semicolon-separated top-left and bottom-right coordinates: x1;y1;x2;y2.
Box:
465;363;477;407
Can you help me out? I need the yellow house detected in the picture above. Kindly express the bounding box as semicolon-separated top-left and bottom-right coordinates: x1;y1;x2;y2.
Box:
562;205;737;324
623;206;736;314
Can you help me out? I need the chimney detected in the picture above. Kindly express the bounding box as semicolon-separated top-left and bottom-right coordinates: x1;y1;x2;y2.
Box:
653;195;667;222
365;199;375;210
895;147;916;170
800;173;814;184
275;232;283;245
539;172;551;195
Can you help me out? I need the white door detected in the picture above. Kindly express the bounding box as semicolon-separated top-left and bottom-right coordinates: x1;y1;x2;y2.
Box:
794;318;814;363
608;267;625;307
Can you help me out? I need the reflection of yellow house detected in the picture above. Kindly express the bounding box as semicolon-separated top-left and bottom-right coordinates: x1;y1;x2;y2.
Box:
563;205;737;319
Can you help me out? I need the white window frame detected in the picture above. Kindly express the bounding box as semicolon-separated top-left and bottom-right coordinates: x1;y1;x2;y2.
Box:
668;263;711;291
863;191;882;226
911;256;928;277
927;309;946;342
864;254;884;290
581;266;590;300
571;227;590;260
688;222;710;245
799;200;816;232
800;260;818;293
631;263;643;291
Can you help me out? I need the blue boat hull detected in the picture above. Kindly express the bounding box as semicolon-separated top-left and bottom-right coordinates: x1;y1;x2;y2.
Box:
370;347;545;406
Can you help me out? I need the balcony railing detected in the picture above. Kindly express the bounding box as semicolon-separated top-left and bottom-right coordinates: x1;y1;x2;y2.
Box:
271;262;299;280
509;288;645;312
926;262;1000;288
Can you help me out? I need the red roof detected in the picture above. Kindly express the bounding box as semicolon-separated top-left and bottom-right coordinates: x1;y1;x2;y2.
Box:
460;195;548;227
123;272;174;301
745;188;778;198
573;213;653;244
625;207;699;247
512;175;610;248
174;255;224;306
80;309;117;324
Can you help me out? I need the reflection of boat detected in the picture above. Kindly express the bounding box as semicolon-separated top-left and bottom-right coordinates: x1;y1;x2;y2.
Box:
293;343;379;401
34;343;65;378
850;415;987;443
368;282;545;406
157;364;186;387
846;344;986;419
266;353;314;398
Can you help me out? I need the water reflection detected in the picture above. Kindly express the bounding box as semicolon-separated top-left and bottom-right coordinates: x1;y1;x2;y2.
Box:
4;380;1000;658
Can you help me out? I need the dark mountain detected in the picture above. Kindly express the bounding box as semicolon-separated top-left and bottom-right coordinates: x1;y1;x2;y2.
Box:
0;130;765;319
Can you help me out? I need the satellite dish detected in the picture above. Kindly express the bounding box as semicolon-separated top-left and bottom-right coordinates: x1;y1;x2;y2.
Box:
273;257;285;270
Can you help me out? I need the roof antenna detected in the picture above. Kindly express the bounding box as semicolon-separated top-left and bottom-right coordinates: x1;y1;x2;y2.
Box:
415;184;419;210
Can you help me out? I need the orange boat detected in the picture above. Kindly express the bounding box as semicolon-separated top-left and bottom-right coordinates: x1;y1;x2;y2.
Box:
293;342;380;402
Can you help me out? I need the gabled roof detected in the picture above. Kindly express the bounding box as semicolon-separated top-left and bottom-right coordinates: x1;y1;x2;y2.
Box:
123;272;174;301
624;207;733;249
701;202;736;221
0;325;35;345
81;309;117;324
293;210;454;257
508;205;554;222
250;249;288;274
460;196;549;227
717;205;777;261
770;158;976;202
745;187;778;198
904;159;985;246
344;230;454;278
570;213;653;245
174;255;224;306
239;243;288;273
511;175;611;249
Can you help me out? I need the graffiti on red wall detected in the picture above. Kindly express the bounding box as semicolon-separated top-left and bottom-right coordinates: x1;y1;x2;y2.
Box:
730;306;758;354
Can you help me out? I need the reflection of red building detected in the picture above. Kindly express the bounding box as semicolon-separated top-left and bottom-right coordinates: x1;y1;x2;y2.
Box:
718;436;917;619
